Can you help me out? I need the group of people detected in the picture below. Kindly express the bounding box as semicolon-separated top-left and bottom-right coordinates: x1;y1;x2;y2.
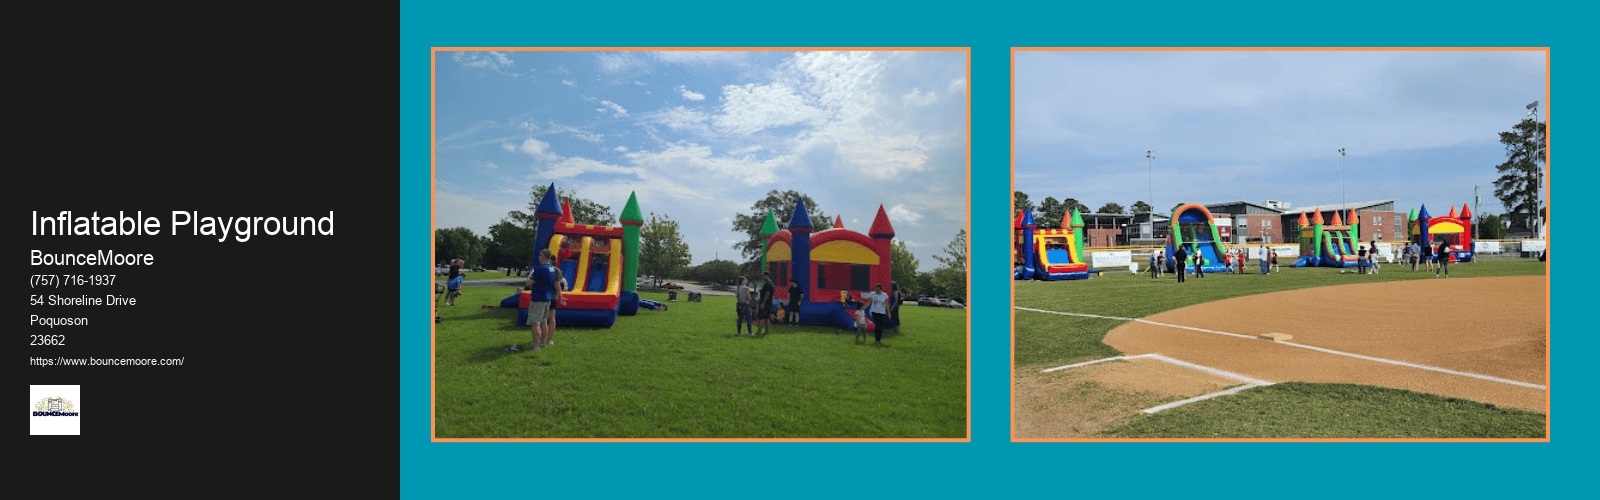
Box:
735;274;902;344
1399;239;1456;278
514;249;568;352
1154;245;1283;283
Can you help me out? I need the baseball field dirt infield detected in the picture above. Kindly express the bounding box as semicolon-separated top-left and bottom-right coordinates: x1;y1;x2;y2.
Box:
1101;275;1546;412
1015;357;1246;438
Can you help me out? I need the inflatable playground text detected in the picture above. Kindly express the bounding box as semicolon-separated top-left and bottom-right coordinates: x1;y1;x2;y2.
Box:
30;211;334;242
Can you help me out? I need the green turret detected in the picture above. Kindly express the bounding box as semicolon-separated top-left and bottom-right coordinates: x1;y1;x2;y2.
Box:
620;192;643;292
1069;208;1086;263
758;210;778;273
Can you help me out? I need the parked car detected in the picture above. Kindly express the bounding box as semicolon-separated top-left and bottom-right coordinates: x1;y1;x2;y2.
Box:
945;300;965;309
917;297;946;307
471;265;486;272
435;266;449;276
661;282;685;289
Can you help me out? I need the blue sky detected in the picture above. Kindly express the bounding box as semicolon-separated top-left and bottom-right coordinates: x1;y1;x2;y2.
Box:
1015;50;1546;219
435;50;968;265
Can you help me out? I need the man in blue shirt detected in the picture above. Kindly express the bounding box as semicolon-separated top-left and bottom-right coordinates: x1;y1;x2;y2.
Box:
522;249;561;351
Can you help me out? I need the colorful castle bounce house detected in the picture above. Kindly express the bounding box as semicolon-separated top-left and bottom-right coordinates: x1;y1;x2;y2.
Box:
498;184;665;327
1013;208;1092;280
760;199;897;332
1292;208;1363;268
1408;203;1475;263
1165;203;1232;274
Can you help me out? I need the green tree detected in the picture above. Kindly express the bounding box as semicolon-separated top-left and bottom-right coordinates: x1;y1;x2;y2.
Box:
1131;201;1152;214
930;229;967;303
435;227;485;267
1493;105;1546;235
1037;197;1066;229
487;220;536;269
1097;202;1125;214
1014;191;1034;216
889;240;920;291
639;212;692;281
1478;213;1508;240
731;190;831;262
691;259;741;285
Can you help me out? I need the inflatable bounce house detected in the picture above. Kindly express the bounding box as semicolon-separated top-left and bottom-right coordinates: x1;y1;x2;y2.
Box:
1013;208;1092;280
1292;208;1362;268
760;199;897;332
1166;203;1232;274
499;184;665;327
1407;203;1475;263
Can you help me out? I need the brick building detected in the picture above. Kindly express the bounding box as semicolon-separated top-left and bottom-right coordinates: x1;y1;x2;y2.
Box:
1199;199;1407;244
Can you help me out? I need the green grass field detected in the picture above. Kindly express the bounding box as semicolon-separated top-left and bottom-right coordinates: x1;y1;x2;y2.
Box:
1015;258;1547;438
435;288;967;438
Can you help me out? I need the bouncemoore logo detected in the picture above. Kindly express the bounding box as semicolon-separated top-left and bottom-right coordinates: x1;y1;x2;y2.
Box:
33;397;79;417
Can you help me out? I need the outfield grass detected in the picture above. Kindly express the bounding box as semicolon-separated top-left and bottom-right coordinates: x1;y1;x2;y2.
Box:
1103;382;1547;438
435;288;967;438
1014;258;1547;438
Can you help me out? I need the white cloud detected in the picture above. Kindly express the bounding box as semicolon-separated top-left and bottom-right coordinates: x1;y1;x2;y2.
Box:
727;144;763;156
714;82;823;134
597;100;628;117
888;204;924;225
903;88;938;107
451;51;517;77
517;121;541;132
633;80;648;86
507;138;561;161
948;77;967;93
613;145;629;152
652;51;747;65
539;157;634;179
596;53;642;74
435;190;523;237
626;143;779;185
561;80;576;87
676;85;705;101
652;106;710;132
549;123;604;143
479;161;499;169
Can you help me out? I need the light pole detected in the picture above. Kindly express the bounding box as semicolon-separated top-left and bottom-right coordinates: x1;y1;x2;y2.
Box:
1145;150;1155;236
1527;101;1543;238
1338;148;1346;211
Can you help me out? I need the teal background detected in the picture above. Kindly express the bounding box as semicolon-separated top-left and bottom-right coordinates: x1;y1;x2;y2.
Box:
402;1;1592;496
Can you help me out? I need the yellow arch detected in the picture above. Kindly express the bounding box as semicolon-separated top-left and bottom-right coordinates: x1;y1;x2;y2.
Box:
813;240;878;264
768;241;792;262
1431;221;1465;234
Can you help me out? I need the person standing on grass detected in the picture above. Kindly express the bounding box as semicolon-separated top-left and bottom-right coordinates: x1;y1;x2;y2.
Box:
1358;244;1369;274
1369;240;1381;274
545;264;565;346
787;281;804;326
890;281;903;333
756;272;776;336
1436;240;1451;278
735;276;752;336
521;249;559;351
867;283;891;344
1193;249;1206;278
1174;245;1188;284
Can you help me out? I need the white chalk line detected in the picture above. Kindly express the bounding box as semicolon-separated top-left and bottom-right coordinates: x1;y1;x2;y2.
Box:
1041;353;1274;413
1018;306;1547;391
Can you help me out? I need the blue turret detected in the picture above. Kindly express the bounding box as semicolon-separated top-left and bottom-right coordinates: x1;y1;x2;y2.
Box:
788;199;813;300
531;183;563;269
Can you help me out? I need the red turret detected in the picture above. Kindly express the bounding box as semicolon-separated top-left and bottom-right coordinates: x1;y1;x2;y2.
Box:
558;199;575;225
1312;208;1324;225
1447;205;1458;219
1298;212;1309;226
1460;203;1472;221
869;205;896;239
1331;210;1344;227
833;215;844;229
